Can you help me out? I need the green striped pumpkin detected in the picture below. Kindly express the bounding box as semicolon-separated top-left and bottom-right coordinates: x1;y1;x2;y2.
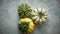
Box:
31;8;48;24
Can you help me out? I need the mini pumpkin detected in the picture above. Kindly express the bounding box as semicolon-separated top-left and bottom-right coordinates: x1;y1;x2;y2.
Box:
18;4;32;18
18;18;35;34
31;8;48;24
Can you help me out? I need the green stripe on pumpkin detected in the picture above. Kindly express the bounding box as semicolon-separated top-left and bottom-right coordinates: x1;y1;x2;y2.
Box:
18;21;30;32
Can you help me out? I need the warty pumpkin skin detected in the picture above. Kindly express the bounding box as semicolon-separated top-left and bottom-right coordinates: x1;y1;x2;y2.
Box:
18;4;32;18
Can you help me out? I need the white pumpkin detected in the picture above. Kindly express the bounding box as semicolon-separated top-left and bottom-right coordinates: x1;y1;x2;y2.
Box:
31;8;48;24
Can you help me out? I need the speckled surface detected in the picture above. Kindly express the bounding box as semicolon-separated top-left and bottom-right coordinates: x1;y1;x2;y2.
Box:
0;0;60;34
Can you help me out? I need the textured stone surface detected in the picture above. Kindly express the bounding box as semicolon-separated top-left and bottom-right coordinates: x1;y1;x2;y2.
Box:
0;0;60;34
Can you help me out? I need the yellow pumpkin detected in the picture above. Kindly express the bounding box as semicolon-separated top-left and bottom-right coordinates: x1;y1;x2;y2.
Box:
18;18;35;34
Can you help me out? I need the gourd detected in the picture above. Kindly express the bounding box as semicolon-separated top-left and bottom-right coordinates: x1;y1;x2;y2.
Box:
18;4;32;18
18;18;35;34
31;8;48;24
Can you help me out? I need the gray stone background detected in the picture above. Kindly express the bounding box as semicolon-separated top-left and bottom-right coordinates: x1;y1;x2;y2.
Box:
0;0;60;34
